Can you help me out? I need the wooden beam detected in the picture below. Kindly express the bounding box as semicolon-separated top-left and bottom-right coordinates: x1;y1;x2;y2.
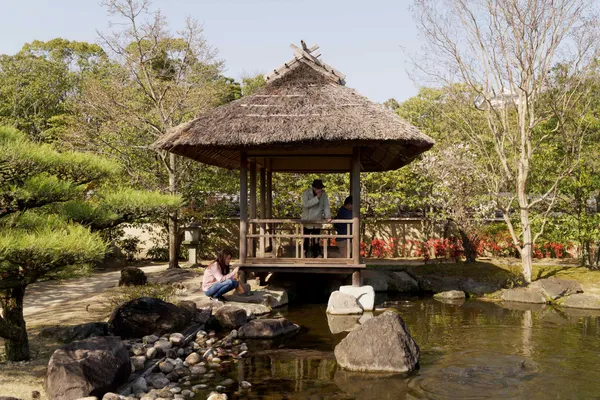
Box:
352;147;361;267
259;167;266;258
239;152;248;264
249;161;257;257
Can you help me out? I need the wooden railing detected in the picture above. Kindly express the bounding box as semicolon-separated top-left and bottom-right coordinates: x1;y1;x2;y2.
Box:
246;219;354;260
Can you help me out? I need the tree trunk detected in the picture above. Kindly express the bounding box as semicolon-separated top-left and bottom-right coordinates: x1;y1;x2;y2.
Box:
168;153;179;269
458;229;477;264
0;285;30;361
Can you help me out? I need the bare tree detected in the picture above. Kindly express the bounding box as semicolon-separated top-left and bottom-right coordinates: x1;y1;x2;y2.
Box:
75;0;222;268
412;0;599;282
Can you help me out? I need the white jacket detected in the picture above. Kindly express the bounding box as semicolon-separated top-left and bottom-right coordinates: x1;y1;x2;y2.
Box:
301;187;331;228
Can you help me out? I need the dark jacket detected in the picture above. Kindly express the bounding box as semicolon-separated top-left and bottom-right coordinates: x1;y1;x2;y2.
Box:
334;206;352;241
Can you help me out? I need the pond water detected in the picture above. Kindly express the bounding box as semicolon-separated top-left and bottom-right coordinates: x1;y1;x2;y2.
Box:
193;297;600;399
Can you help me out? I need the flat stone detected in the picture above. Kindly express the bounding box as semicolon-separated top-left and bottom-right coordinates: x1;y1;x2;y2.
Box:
339;285;375;311
501;287;546;304
560;293;600;309
326;291;363;315
190;365;207;375
225;287;288;308
531;278;583;301
434;290;466;300
214;306;248;329
155;340;172;351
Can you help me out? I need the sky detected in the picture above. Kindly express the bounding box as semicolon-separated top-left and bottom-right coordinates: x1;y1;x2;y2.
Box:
1;0;424;103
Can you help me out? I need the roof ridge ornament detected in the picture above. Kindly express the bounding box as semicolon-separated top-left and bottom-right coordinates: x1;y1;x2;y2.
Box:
265;41;346;85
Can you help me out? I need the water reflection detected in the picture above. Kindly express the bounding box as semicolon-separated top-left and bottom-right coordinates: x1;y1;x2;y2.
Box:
193;299;600;399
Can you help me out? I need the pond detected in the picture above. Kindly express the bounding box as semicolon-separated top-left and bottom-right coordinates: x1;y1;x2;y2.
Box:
193;297;600;399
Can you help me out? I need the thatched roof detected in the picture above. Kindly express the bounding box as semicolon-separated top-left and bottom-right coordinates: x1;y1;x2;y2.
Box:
153;42;434;172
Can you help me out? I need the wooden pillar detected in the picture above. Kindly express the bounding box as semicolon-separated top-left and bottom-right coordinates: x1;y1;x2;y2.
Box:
266;169;273;251
249;161;257;258
351;147;361;286
239;152;248;265
259;167;266;257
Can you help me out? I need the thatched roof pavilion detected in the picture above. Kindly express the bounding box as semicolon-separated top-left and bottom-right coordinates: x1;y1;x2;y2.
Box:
153;42;434;285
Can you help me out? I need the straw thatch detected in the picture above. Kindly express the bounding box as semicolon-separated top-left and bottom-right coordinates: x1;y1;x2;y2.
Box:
153;43;434;172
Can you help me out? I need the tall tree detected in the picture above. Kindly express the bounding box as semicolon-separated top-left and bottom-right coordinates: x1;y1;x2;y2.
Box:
69;0;224;268
412;0;600;282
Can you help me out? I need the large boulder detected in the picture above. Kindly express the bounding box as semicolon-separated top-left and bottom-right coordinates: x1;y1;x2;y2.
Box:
237;318;300;339
46;336;131;400
326;291;363;315
39;322;109;343
530;278;583;301
108;297;191;339
559;293;600;309
500;288;546;304
339;286;375;311
214;306;248;329
118;267;147;286
361;270;419;293
334;311;419;373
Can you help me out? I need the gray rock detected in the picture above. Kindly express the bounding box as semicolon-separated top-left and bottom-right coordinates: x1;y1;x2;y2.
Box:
237;318;300;339
132;377;149;395
191;384;208;391
131;355;147;371
334;311;420;373
46;336;131;400
184;352;201;365
169;388;181;394
169;333;185;346
559;293;600;309
214;306;249;329
501;288;546;304
146;373;171;389
180;390;193;398
131;344;145;356
326;291;363;315
219;379;235;387
39;322;110;344
118;267;147;286
531;278;583;301
434;290;466;300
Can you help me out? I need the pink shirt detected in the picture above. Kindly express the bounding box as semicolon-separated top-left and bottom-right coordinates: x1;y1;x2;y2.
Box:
202;262;236;292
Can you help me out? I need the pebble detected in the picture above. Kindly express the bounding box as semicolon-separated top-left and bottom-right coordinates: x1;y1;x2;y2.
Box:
211;357;221;363
191;342;200;351
240;381;252;389
192;384;208;391
207;393;227;400
203;349;215;359
146;347;159;359
131;356;146;371
131;345;145;356
181;390;193;398
144;335;160;345
190;365;207;375
219;379;235;387
215;385;226;392
185;352;202;365
155;340;172;351
238;351;248;358
176;348;185;357
159;361;175;374
173;395;184;399
169;387;182;394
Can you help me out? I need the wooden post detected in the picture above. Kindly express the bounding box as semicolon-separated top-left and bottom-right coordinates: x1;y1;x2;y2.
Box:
351;147;361;286
266;170;273;251
250;161;257;258
259;167;266;257
239;153;248;265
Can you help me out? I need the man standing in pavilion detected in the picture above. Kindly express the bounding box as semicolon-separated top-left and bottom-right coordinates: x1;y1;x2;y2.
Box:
301;179;331;258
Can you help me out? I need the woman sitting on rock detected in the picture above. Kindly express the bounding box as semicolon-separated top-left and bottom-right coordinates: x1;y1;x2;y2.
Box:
202;249;247;301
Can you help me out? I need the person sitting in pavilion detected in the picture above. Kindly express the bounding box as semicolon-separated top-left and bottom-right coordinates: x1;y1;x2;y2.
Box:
333;196;353;258
301;179;331;258
202;249;247;301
